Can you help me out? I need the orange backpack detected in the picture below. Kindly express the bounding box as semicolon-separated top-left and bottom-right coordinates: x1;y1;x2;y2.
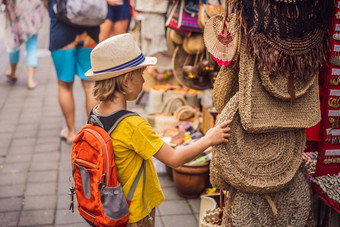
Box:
71;110;144;227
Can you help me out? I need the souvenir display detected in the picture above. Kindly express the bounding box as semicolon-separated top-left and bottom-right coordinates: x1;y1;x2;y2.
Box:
313;174;340;203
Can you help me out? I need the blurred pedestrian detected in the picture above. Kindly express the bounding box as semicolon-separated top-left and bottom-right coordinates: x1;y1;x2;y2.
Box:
1;0;44;89
42;0;99;144
99;0;132;42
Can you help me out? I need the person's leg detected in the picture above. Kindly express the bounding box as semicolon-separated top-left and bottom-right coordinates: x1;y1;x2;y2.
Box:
6;50;19;82
51;48;77;143
99;19;114;42
111;19;130;36
81;80;97;116
26;34;39;89
76;47;98;116
110;0;131;36
58;80;77;142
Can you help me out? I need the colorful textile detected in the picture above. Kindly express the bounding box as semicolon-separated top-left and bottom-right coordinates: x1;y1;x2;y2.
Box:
2;0;44;52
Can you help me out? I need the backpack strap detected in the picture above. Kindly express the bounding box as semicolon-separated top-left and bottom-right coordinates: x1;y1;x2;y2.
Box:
88;108;138;134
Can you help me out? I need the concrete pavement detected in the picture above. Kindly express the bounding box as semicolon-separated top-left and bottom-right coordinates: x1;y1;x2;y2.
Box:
0;11;201;227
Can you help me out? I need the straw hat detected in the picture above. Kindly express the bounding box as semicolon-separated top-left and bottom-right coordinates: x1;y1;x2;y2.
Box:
172;46;213;90
238;40;321;133
223;165;312;226
260;69;316;101
182;34;205;55
203;13;239;66
85;33;157;81
212;93;305;194
212;65;239;113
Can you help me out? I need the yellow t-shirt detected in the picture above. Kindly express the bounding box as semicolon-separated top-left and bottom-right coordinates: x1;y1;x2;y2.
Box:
110;115;165;223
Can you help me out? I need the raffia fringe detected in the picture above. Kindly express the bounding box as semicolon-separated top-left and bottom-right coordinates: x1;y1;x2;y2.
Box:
247;28;330;79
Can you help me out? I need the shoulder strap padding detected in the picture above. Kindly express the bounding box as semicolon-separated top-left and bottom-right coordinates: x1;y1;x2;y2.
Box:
88;109;139;134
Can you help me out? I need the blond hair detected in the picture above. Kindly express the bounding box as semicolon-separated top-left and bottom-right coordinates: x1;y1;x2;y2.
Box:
93;67;146;102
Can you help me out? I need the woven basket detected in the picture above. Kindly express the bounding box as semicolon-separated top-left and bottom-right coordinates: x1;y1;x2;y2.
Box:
212;93;305;194
173;105;200;130
166;28;177;54
212;64;239;113
182;33;205;55
201;208;221;227
146;96;187;134
222;165;312;227
238;39;321;133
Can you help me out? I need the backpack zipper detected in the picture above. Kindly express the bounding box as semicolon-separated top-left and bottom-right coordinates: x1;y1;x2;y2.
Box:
73;159;96;169
84;128;110;187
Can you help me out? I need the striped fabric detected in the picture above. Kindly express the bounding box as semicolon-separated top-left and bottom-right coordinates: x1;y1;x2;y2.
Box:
94;53;145;74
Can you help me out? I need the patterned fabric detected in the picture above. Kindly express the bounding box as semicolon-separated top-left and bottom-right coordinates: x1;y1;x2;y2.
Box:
2;0;44;52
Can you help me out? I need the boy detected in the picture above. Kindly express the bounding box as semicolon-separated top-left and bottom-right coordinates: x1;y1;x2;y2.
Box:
85;33;231;226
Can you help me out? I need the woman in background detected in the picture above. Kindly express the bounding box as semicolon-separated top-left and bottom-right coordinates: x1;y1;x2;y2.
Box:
99;0;132;42
2;0;44;89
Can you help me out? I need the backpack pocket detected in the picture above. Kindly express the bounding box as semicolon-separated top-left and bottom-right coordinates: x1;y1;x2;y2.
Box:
73;160;101;213
101;185;129;220
78;165;91;199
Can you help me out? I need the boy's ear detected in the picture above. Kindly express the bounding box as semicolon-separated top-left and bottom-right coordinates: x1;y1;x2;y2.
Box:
123;73;129;86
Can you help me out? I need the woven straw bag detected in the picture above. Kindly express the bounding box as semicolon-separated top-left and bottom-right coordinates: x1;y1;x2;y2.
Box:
212;92;305;194
147;96;187;134
238;40;321;133
212;64;239;114
259;68;316;101
209;146;230;191
222;165;312;227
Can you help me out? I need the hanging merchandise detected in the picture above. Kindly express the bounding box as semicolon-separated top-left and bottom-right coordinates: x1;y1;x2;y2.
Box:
234;0;332;79
237;42;321;133
235;0;333;38
178;0;202;32
198;0;224;29
211;93;305;194
222;165;313;227
166;28;183;54
172;45;218;90
212;64;239;113
166;0;202;34
203;6;241;67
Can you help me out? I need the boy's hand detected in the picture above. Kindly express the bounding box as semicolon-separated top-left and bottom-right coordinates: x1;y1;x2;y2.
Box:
205;120;232;146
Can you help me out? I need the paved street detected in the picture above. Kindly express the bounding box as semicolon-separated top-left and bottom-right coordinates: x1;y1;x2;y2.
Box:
0;12;201;227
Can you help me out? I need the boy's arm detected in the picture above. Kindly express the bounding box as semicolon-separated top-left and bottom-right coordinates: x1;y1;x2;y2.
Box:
154;120;231;168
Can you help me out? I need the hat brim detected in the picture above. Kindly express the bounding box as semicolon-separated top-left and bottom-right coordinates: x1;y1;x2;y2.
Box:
85;57;157;81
